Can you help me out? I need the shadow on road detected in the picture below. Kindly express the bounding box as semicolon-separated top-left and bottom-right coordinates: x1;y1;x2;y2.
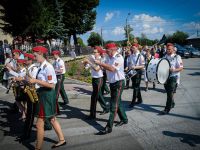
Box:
163;131;200;147
188;72;200;76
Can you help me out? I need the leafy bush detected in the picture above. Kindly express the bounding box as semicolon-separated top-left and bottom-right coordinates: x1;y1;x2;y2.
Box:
65;58;92;84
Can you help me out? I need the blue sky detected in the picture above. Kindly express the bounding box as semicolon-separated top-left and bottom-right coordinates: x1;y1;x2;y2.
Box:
80;0;200;44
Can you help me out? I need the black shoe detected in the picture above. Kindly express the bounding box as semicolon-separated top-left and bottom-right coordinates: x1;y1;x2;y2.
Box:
115;120;128;127
60;101;69;105
16;134;30;143
160;109;169;115
99;110;109;115
98;126;112;135
51;140;66;149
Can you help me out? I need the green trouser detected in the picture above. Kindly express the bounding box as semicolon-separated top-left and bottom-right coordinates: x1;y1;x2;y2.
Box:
90;77;108;118
55;74;69;103
131;73;142;103
101;72;110;95
164;76;177;111
107;80;128;128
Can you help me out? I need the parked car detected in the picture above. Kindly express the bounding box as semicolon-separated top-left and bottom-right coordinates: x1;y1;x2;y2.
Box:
174;44;190;58
184;46;200;57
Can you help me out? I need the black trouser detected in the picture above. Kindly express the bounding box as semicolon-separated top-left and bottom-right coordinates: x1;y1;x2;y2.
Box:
23;95;35;138
101;72;110;95
107;80;127;128
164;76;177;111
90;77;108;118
131;72;142;103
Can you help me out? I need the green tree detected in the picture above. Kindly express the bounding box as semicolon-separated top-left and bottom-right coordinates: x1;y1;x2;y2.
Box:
166;30;189;45
62;0;99;45
77;37;86;47
87;32;102;47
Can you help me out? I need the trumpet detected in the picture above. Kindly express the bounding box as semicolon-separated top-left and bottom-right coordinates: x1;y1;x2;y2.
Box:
82;55;96;69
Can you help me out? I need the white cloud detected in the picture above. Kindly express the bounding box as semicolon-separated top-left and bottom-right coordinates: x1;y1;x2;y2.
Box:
105;12;114;22
112;27;125;35
183;22;200;29
133;13;166;25
143;27;164;34
143;24;151;30
128;13;166;38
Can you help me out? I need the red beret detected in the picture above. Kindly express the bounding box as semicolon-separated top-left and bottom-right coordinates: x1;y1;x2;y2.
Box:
132;43;139;48
32;46;48;54
12;49;21;54
51;50;61;55
36;39;44;43
105;43;117;50
166;43;174;47
17;59;26;64
24;53;35;60
95;46;103;53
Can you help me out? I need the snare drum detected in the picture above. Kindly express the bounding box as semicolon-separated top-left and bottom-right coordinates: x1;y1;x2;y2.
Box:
147;58;170;84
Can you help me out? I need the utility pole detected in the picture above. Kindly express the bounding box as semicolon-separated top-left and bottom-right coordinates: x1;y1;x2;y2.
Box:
126;13;131;43
101;27;103;46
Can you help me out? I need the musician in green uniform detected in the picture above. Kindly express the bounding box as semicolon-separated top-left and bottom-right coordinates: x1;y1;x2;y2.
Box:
83;46;109;119
52;50;69;107
95;43;128;134
29;46;66;149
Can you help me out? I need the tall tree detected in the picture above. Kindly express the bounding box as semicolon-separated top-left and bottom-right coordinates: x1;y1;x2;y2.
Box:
62;0;99;45
87;32;102;47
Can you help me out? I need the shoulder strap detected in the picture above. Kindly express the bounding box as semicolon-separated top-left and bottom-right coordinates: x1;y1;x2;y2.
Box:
135;54;141;66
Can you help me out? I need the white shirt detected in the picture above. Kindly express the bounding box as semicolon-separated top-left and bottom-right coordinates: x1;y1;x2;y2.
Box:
127;51;145;68
164;53;183;84
28;64;38;79
37;60;57;87
52;57;66;75
9;67;26;78
90;55;103;78
105;52;125;83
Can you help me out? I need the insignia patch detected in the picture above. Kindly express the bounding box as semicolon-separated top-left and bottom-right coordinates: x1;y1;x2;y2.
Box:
48;75;52;80
43;64;47;70
115;63;119;66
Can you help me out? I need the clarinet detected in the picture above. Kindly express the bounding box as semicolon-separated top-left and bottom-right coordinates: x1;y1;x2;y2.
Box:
6;80;15;94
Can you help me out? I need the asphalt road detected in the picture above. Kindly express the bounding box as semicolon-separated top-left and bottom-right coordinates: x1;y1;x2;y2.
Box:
0;57;199;150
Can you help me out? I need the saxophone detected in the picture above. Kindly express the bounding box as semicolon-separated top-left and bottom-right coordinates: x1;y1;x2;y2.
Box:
24;84;39;103
24;66;39;103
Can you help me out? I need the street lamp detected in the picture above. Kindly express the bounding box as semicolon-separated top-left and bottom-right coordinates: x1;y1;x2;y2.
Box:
126;13;131;43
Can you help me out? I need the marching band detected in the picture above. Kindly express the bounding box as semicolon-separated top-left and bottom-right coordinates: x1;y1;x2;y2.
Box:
1;42;183;149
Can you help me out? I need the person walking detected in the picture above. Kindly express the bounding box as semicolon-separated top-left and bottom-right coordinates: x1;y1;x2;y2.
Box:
52;50;69;107
29;46;66;149
95;43;128;134
161;43;183;115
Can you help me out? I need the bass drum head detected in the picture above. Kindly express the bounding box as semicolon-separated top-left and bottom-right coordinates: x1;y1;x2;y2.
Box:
147;58;159;83
156;58;170;84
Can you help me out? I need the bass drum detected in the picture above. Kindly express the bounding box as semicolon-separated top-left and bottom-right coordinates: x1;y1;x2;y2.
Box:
147;58;170;84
